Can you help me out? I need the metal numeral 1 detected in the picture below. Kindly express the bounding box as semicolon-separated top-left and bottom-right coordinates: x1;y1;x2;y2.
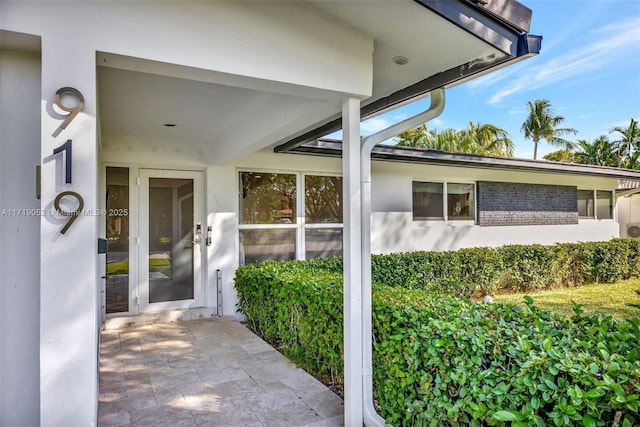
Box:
53;140;72;184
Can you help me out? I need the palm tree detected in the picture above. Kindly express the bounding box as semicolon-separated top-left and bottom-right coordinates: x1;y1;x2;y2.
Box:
464;122;514;157
573;136;619;167
395;124;432;148
396;122;513;157
610;118;640;160
521;99;577;160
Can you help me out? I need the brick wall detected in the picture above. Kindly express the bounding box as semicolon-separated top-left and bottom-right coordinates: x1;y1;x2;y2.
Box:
477;181;578;226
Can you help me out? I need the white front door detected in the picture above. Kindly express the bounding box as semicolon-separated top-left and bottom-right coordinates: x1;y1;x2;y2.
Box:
138;169;204;312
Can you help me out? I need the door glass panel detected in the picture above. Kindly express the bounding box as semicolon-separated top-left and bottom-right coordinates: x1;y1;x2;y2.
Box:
106;167;129;314
148;178;194;303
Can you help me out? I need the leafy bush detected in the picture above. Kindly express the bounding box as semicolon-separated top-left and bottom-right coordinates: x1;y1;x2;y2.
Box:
373;288;640;426
234;260;640;426
496;244;559;291
556;240;634;286
371;239;640;296
370;247;504;297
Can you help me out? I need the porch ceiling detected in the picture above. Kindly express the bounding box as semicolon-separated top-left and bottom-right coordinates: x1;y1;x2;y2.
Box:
98;0;536;166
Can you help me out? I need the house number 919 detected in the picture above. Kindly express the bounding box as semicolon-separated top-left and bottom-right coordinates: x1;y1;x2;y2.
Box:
52;87;85;234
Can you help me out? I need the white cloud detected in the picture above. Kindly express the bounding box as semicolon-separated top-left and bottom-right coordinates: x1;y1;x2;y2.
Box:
429;117;444;127
486;16;640;105
360;117;393;135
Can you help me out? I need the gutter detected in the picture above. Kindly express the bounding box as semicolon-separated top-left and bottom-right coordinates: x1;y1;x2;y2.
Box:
359;88;446;427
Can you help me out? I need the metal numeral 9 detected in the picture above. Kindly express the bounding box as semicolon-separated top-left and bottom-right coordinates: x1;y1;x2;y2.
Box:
54;191;84;235
53;87;84;133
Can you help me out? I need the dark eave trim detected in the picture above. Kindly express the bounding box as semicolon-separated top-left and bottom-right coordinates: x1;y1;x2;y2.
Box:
274;0;541;153
290;140;640;181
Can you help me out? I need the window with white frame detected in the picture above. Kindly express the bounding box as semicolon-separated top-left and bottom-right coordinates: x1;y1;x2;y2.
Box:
412;181;475;221
238;171;343;264
577;189;613;220
239;172;297;264
596;190;613;220
577;189;594;218
304;175;343;259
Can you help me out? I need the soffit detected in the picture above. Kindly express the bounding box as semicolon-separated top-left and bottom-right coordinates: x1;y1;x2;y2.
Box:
98;0;529;165
306;0;502;102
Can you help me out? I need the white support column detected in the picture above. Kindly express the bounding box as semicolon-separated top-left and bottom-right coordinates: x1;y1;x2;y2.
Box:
342;96;363;426
39;38;99;426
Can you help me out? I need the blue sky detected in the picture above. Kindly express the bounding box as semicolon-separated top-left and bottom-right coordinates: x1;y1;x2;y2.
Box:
336;0;640;159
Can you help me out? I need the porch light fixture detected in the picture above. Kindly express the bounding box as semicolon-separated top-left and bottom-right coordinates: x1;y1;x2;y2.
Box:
392;56;409;65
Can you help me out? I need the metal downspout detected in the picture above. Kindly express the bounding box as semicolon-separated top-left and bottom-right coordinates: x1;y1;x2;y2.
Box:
359;88;445;427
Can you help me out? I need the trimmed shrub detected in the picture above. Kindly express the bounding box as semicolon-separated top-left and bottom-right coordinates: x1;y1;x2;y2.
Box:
496;244;559;292
234;260;640;427
371;247;504;297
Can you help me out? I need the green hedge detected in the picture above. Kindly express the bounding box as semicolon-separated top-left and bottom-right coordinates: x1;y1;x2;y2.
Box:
371;239;640;297
256;239;640;297
234;262;640;426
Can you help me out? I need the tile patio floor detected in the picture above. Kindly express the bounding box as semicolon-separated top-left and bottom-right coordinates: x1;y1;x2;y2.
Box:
98;317;344;427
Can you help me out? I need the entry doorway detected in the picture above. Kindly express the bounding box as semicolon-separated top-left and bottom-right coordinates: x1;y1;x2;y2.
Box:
104;167;205;316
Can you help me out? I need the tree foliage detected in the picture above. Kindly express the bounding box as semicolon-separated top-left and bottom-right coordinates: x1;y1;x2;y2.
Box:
521;99;577;160
395;122;514;157
570;119;640;170
543;149;575;163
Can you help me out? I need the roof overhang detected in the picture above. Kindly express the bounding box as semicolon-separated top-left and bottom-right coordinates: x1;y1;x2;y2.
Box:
275;0;542;153
292;139;640;181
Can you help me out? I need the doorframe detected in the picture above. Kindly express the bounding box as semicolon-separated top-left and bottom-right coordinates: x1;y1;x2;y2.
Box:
101;164;207;318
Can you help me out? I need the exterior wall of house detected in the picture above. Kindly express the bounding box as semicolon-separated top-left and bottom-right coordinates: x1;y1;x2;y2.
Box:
0;48;42;426
370;159;619;253
101;146;622;317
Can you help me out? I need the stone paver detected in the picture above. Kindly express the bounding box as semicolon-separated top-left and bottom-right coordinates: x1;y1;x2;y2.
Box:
99;317;344;427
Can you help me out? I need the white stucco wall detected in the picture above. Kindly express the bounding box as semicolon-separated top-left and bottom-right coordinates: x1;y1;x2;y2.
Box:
370;213;619;253
369;160;620;252
0;48;41;426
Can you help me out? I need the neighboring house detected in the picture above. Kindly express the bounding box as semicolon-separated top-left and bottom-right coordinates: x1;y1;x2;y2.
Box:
3;0;607;425
616;180;640;238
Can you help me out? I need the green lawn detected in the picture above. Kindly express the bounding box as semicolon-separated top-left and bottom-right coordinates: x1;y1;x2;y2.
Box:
494;278;640;320
106;258;170;275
